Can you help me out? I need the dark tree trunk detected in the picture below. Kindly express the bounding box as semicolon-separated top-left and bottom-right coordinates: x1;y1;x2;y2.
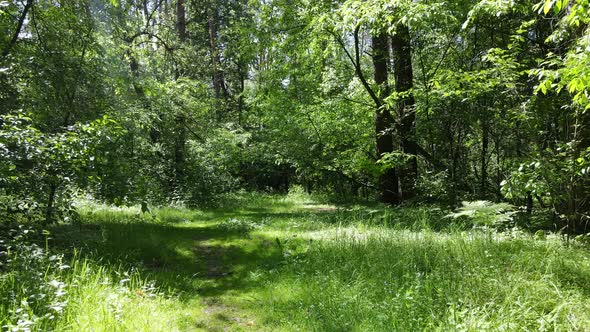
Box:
372;32;400;204
174;0;187;192
176;0;187;41
332;26;435;204
127;49;145;96
238;62;246;124
174;114;186;190
208;4;227;100
480;118;489;197
391;25;417;201
526;191;533;215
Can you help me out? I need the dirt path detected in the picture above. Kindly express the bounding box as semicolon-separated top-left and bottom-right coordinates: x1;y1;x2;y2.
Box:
193;243;257;331
194;244;233;279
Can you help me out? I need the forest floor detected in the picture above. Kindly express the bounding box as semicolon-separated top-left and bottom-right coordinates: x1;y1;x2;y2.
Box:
6;193;590;331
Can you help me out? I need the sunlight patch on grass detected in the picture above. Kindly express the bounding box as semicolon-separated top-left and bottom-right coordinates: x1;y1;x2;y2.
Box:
5;193;590;331
248;224;590;331
300;203;339;212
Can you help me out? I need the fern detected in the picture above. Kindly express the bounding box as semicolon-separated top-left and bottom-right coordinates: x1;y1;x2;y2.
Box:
447;200;516;226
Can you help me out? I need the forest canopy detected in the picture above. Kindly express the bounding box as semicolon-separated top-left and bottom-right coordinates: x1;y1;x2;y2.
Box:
0;0;589;230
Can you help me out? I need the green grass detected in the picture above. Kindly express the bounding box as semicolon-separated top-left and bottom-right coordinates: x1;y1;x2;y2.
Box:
2;193;590;331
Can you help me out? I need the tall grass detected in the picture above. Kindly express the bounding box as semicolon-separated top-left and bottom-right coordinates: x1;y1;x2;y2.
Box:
3;194;590;331
254;226;590;331
0;226;182;331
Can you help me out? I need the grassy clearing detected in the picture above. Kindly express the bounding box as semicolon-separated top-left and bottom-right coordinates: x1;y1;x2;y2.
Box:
2;193;590;331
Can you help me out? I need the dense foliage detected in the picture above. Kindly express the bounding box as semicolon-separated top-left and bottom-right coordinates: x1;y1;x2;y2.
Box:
0;0;589;231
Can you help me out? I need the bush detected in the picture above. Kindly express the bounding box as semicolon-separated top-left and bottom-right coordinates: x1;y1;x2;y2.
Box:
217;218;260;233
0;225;167;331
447;200;516;228
0;113;124;224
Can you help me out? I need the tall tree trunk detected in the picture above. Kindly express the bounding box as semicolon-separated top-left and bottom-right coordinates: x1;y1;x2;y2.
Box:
391;25;417;201
208;4;227;101
238;66;245;124
372;32;400;204
333;26;436;203
173;113;186;191
176;0;186;41
174;0;187;193
480;118;489;197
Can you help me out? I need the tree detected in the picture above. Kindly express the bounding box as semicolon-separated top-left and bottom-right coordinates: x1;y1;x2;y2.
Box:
392;24;417;200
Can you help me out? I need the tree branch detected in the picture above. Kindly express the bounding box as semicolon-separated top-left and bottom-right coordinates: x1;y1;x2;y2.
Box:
406;140;446;171
2;0;33;58
327;27;382;108
353;26;382;108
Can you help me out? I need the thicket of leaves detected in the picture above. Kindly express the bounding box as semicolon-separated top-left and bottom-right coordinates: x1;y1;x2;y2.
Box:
0;0;588;231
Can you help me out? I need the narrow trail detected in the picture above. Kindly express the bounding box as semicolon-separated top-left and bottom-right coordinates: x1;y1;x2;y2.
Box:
192;232;259;331
194;244;233;279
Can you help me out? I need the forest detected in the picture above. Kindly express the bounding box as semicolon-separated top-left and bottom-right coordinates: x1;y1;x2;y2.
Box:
1;0;590;330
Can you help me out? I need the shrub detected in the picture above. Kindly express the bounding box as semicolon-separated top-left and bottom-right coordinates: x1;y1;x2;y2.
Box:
217;218;259;233
447;200;516;227
0;225;166;331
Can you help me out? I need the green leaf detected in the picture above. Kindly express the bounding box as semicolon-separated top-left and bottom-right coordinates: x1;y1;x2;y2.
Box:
543;0;554;14
539;82;548;94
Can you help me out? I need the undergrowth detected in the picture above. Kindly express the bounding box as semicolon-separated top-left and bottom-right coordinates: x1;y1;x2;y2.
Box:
0;225;179;331
2;193;590;331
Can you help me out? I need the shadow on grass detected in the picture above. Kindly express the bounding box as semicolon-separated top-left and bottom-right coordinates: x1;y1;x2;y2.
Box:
48;218;285;302
45;202;451;306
